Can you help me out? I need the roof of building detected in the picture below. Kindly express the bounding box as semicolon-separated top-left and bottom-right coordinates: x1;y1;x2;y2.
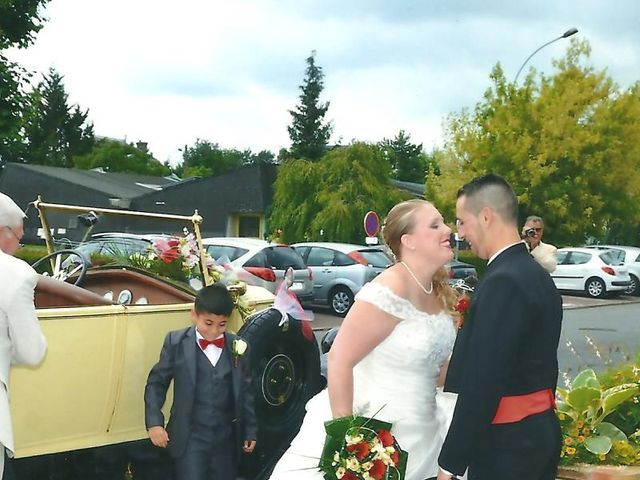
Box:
390;179;425;198
7;163;182;200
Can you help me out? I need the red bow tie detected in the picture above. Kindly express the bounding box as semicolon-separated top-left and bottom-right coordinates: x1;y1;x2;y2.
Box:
198;337;224;350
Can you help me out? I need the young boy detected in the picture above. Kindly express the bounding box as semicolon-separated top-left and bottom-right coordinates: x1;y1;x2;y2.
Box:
144;283;257;480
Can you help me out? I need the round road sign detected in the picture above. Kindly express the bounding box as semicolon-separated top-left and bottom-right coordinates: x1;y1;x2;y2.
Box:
363;211;380;237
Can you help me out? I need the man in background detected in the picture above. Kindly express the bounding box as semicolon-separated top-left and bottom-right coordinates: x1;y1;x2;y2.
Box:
522;215;557;273
0;193;47;479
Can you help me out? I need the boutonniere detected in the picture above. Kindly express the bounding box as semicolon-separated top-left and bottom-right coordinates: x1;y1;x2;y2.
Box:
455;295;471;329
231;338;248;367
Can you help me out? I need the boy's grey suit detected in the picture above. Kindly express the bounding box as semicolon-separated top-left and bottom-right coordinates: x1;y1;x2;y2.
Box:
144;327;257;478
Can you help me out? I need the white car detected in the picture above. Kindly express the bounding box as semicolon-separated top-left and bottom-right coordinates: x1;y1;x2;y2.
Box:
552;247;632;298
583;245;640;296
202;237;314;304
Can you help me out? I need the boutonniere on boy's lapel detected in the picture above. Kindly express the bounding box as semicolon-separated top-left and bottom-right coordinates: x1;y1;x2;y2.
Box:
455;295;471;329
231;338;248;367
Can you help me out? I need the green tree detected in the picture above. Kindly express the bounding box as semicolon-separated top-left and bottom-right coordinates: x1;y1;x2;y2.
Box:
0;0;49;49
269;143;408;243
0;0;50;162
180;139;244;178
380;130;434;183
75;138;170;175
427;39;640;246
287;51;333;161
23;68;94;167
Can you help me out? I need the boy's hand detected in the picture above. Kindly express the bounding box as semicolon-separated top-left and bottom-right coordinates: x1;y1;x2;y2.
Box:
148;426;169;448
243;440;256;453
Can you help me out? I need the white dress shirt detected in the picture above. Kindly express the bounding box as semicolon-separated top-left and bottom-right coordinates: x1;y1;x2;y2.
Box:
195;330;224;367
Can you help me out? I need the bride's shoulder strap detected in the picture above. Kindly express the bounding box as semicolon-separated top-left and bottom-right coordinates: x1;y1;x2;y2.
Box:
355;282;409;320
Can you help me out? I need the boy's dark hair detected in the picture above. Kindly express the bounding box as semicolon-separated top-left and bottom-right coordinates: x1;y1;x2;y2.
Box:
194;283;234;316
457;173;518;225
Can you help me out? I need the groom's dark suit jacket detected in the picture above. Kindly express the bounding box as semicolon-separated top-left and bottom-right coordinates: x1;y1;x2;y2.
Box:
144;327;257;459
440;242;562;475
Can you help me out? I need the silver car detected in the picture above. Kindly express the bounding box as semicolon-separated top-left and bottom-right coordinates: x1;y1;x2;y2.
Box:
202;237;314;304
292;242;391;316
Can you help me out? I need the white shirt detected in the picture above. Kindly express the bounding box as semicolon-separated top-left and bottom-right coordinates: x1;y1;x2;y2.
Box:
195;330;223;367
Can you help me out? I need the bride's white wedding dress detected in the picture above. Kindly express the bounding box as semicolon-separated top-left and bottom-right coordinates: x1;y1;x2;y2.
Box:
269;282;458;480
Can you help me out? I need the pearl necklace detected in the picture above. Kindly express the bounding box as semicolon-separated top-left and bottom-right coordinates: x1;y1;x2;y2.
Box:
400;261;433;295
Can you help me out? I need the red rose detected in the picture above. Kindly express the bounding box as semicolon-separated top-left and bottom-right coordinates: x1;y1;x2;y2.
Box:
346;441;370;460
455;296;470;315
369;459;386;480
342;472;358;480
377;429;394;447
390;450;400;465
159;247;180;264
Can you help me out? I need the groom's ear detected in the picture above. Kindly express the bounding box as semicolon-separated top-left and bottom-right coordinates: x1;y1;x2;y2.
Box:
480;206;493;226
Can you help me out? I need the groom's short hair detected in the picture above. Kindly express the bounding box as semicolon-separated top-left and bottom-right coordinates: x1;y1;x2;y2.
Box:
457;173;518;225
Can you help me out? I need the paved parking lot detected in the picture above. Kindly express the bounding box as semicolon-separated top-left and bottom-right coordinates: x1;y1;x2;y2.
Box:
310;294;640;332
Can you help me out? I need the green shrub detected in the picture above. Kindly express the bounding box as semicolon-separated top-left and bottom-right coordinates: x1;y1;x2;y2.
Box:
15;245;48;265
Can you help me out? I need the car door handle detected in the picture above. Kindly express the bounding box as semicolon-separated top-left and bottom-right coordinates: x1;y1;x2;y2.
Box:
322;268;332;273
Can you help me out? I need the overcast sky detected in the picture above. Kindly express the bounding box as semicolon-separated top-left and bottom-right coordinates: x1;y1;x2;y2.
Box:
7;0;640;165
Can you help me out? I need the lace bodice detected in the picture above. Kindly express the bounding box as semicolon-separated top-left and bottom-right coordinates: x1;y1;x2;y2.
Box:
351;282;457;421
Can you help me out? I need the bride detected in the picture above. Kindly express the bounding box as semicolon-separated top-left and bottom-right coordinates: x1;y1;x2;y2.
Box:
270;199;460;480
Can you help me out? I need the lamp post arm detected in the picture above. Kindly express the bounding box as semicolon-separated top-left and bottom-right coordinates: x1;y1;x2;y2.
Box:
513;35;563;84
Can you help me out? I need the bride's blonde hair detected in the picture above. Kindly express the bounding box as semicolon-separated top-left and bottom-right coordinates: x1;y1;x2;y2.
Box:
382;199;458;315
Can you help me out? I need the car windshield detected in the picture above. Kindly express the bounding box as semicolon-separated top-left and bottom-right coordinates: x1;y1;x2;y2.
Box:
600;250;625;265
268;246;306;270
358;250;392;268
207;245;249;262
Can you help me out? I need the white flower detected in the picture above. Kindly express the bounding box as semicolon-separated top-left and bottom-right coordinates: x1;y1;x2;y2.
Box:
345;433;364;445
333;452;340;463
346;457;360;471
361;461;373;471
233;338;248;356
336;467;346;479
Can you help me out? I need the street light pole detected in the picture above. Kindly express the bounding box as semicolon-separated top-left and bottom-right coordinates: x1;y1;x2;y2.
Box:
513;27;578;84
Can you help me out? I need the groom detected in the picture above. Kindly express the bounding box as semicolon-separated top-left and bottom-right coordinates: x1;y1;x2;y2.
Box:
437;174;563;479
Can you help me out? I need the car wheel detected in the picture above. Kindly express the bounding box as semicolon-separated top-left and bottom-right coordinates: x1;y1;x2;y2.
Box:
329;286;354;316
585;277;606;298
626;274;639;296
237;307;324;480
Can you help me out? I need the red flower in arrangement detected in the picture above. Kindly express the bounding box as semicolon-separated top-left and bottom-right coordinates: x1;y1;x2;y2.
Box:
390;449;400;465
369;459;387;480
455;295;471;327
342;472;358;480
377;429;394;447
154;238;181;264
346;440;371;460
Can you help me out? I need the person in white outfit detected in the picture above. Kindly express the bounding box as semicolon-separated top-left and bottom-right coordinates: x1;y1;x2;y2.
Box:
270;199;460;479
521;215;557;273
0;193;47;478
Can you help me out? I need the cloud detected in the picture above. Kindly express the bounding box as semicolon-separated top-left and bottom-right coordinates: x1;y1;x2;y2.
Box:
5;0;639;165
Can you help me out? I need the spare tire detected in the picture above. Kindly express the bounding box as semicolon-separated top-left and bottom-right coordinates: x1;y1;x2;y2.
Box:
237;308;324;480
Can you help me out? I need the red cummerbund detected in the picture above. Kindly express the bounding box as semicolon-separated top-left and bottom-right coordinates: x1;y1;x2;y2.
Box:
491;388;556;425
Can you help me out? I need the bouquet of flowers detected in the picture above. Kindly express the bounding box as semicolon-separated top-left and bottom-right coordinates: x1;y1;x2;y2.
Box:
319;414;407;480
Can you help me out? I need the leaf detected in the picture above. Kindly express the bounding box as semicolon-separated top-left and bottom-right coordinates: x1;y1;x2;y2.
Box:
597;422;627;443
584;435;612;455
556;387;569;402
555;401;577;420
602;384;640;417
567;387;601;414
572;369;600;390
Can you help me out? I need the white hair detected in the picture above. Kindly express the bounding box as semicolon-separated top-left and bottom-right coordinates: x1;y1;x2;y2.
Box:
0;192;26;227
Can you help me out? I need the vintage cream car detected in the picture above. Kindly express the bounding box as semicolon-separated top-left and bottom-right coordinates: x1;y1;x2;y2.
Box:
10;200;322;479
